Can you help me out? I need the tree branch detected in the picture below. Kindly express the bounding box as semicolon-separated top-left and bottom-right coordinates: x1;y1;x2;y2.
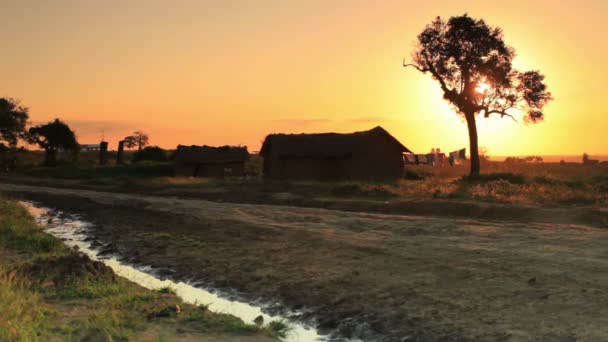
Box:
485;109;518;122
402;59;426;72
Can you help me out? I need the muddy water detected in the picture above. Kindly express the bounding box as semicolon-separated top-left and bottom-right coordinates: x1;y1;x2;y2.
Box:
21;201;331;342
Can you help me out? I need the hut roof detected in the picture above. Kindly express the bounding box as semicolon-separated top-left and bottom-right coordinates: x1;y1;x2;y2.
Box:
174;145;249;164
260;126;411;158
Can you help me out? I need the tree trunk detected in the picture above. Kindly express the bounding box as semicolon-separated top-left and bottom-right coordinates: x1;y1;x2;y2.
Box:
465;112;480;177
44;148;57;166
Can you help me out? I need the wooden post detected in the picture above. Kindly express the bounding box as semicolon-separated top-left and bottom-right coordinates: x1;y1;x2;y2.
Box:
99;141;109;165
116;140;125;165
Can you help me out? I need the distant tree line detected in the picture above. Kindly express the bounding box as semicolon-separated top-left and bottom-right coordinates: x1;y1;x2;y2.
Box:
0;98;79;167
0;97;165;168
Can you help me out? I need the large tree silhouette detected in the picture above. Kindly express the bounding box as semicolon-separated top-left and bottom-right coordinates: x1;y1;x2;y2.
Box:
404;14;552;176
0;98;29;148
28;119;79;165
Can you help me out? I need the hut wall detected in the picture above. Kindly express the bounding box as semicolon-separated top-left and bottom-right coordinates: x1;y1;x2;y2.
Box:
273;156;351;180
174;161;197;177
195;162;245;177
350;134;404;180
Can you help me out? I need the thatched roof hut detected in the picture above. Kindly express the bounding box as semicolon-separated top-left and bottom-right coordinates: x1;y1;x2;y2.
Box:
260;126;410;180
174;145;249;177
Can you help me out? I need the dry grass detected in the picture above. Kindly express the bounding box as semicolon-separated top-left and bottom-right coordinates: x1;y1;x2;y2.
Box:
8;154;608;207
397;161;608;205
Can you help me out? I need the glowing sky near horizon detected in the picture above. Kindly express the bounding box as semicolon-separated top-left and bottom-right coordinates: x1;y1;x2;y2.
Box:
1;0;606;156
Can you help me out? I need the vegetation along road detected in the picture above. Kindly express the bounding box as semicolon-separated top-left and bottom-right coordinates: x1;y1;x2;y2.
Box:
3;183;608;341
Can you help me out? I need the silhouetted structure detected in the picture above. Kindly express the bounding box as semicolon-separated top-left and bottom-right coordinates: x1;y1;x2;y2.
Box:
174;145;249;177
80;144;100;152
116;140;125;165
99;141;108;165
260;126;410;181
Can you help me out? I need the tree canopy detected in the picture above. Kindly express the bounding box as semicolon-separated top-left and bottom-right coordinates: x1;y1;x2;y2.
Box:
0;98;29;149
123;131;149;151
28;119;79;165
405;14;552;176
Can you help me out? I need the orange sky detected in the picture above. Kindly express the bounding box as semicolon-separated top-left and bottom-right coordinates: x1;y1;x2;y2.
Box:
1;0;607;156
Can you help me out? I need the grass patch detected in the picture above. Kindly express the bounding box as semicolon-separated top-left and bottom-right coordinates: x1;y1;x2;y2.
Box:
0;265;53;341
461;172;526;184
330;183;399;198
0;200;64;254
157;286;177;295
184;307;260;334
264;320;292;339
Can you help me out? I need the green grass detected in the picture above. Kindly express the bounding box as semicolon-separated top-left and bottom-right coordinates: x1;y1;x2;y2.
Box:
0;200;64;254
264;320;292;339
0;265;52;341
156;286;177;295
184;307;260;334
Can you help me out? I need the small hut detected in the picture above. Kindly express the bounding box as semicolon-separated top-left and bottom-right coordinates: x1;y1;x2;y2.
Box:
173;145;249;177
260;126;410;180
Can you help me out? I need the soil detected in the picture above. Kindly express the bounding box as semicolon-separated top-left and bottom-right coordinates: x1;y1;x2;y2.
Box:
5;183;608;341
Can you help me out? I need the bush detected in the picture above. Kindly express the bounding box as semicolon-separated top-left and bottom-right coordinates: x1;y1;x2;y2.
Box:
403;169;425;180
591;175;608;192
132;146;168;163
330;183;398;198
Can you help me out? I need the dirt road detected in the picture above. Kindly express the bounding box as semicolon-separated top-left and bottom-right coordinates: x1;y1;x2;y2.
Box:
3;183;608;341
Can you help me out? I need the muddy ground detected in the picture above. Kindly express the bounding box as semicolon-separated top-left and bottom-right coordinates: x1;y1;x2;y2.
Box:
4;183;608;341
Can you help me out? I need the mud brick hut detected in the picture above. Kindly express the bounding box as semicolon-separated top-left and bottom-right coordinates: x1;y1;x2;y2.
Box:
259;126;410;180
173;145;249;177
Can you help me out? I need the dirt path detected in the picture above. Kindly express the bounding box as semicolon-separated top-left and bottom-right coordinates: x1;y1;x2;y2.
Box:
4;183;608;341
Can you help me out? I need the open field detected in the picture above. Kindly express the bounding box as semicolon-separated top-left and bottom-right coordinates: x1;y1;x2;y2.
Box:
0;196;281;342
7;157;608;208
4;183;608;341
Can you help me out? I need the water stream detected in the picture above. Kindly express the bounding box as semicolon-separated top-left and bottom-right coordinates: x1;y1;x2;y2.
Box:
21;201;330;342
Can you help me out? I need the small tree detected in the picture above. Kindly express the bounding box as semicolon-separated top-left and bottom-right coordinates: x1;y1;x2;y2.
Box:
124;131;149;151
404;14;552;177
123;136;137;150
0;98;29;148
28;119;79;165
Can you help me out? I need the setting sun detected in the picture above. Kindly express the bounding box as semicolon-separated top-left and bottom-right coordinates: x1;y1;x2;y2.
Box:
1;2;608;342
475;81;491;94
0;0;606;158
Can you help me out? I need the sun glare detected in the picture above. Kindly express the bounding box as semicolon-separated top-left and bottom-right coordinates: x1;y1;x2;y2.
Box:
475;82;491;94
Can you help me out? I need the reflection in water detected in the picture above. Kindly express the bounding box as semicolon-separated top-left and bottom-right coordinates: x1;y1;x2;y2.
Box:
21;201;328;342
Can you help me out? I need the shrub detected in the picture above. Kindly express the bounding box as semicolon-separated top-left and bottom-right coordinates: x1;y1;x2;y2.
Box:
330;183;397;198
403;169;425;180
132;146;168;163
461;172;526;184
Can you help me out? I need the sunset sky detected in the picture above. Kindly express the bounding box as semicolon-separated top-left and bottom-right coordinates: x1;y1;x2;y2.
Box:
1;0;606;156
